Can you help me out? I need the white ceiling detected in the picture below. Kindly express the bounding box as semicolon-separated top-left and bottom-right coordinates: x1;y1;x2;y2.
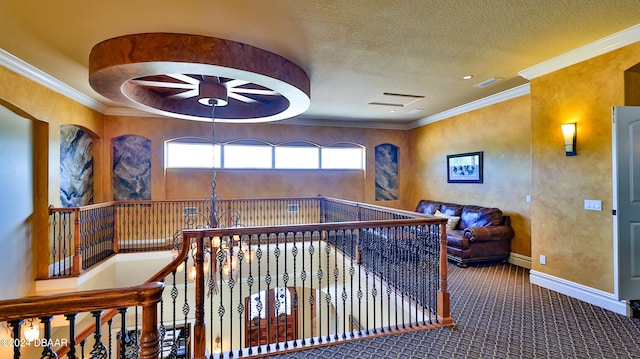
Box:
1;1;639;129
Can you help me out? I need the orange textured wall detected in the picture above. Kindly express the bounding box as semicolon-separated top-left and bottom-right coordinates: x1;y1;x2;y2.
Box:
103;116;408;205
0;65;104;290
530;42;640;293
406;95;532;258
0;66;104;205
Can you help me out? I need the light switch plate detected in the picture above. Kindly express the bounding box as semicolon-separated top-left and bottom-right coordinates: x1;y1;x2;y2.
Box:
584;199;602;211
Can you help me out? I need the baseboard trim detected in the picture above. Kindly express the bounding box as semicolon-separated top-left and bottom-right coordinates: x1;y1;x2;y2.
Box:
529;270;628;316
508;252;531;269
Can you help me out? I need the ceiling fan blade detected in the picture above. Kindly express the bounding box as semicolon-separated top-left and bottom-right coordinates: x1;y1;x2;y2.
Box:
128;80;195;89
231;88;279;96
167;89;200;99
166;73;202;85
223;79;249;89
228;92;258;103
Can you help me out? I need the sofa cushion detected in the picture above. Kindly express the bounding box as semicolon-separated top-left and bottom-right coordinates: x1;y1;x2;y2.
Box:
459;205;503;229
440;202;463;218
434;210;460;230
415;200;443;216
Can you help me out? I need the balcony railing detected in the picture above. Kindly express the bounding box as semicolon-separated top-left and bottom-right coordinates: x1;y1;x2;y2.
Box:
184;218;449;357
2;197;451;358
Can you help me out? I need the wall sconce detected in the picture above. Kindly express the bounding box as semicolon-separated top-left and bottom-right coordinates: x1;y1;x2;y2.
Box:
561;123;577;156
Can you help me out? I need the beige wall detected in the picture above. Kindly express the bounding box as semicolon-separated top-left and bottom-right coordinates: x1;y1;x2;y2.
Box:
530;42;640;293
0;66;104;290
405;95;532;257
103;116;409;205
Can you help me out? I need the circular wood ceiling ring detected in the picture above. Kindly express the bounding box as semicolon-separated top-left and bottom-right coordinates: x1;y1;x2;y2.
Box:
89;33;310;123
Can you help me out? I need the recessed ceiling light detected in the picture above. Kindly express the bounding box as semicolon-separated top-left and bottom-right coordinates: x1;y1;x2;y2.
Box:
463;75;473;80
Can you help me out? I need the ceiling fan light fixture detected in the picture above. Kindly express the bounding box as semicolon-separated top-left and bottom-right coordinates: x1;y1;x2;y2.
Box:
89;33;310;123
197;80;229;107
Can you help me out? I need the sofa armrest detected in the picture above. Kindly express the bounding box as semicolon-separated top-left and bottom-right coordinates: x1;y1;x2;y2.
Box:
463;225;514;243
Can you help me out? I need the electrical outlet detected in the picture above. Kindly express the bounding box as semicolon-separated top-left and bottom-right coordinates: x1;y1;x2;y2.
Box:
539;255;546;265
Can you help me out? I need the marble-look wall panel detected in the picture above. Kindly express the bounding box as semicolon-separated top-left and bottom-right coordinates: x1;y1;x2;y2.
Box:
375;144;398;201
113;135;151;201
60;125;94;207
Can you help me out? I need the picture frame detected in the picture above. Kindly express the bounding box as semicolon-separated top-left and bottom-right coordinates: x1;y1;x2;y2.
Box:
447;151;483;183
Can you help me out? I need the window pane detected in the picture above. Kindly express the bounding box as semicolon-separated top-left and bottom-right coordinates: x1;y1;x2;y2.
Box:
166;142;220;168
275;146;319;169
224;144;272;168
321;147;364;169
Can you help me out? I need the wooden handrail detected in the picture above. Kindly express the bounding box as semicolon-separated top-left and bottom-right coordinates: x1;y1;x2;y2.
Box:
0;282;163;322
52;234;193;357
0;282;164;359
184;217;445;239
322;196;430;218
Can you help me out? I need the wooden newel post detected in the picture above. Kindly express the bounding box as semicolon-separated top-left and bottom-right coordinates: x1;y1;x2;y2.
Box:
194;234;207;358
437;221;453;326
113;204;120;254
139;302;160;359
72;208;82;276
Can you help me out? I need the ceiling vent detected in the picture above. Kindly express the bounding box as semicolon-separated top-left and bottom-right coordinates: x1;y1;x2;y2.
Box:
369;92;424;107
473;77;503;88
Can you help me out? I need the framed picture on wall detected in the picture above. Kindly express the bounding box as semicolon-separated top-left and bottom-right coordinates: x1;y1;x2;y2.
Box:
447;151;483;183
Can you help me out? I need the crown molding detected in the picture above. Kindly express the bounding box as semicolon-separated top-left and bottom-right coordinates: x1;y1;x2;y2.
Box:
281;117;410;130
408;83;531;129
519;24;640;80
0;48;108;113
104;106;161;117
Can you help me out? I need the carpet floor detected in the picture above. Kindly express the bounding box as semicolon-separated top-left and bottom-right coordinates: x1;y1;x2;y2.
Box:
271;263;640;358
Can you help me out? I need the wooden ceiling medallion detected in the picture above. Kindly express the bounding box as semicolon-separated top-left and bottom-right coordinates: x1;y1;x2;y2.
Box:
89;33;310;123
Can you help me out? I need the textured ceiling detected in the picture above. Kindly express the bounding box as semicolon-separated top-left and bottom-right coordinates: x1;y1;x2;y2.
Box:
0;1;639;127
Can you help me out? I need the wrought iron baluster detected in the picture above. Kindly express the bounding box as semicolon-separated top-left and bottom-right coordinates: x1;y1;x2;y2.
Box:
307;237;314;345
65;313;78;359
118;308;128;359
236;235;245;356
8;319;23;359
356;228;363;337
227;237;236;357
325;234;331;343
107;318;113;359
89;311;108;359
341;229;348;339
216;243;225;355
39;316;57;359
265;234;272;353
387;227;393;331
333;230;340;340
291;232;299;348
282;233;289;349
316;234;323;342
300;232;307;345
273;233;281;350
